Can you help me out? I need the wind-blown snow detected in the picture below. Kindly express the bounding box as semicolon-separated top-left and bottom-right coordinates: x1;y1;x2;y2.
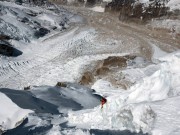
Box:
0;92;33;132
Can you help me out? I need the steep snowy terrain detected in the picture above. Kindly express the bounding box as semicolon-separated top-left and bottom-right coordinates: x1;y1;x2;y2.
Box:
68;50;180;135
0;84;102;134
0;0;180;135
0;92;33;133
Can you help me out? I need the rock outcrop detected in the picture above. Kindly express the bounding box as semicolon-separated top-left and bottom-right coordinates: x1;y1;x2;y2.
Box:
50;0;179;22
105;0;171;21
0;40;22;57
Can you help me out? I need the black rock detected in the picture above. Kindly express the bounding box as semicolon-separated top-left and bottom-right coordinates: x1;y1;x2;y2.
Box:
0;41;22;57
34;27;50;38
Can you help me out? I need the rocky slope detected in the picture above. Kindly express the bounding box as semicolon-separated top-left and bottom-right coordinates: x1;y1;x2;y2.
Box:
50;0;180;22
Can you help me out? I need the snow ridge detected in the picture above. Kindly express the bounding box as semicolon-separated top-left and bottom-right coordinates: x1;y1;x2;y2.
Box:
68;51;180;134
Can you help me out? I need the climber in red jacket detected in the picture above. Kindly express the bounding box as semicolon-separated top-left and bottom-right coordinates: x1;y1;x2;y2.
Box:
101;97;107;109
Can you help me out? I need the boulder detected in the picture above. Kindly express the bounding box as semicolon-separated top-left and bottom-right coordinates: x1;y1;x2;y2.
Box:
56;82;67;87
34;27;50;38
0;41;22;57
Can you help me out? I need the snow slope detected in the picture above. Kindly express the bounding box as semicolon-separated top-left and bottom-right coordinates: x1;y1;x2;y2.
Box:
0;1;84;43
0;92;33;132
68;51;180;134
0;0;179;135
0;84;101;134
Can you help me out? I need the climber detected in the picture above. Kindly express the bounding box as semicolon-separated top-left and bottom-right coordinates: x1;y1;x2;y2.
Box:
100;97;107;109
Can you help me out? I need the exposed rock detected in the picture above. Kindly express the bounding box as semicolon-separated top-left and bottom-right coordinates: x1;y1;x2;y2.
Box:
0;129;3;135
85;0;102;7
103;56;127;67
103;55;135;68
79;71;94;85
24;86;31;90
105;0;170;21
20;17;29;23
108;76;134;90
34;27;50;38
50;0;178;22
15;0;23;5
0;35;11;40
0;41;22;57
96;66;109;75
79;55;136;88
56;82;67;87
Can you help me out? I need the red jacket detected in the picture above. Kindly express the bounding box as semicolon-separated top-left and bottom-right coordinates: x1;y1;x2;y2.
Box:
101;97;107;105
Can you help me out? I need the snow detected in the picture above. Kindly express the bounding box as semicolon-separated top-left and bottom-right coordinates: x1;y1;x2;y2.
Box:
68;51;180;134
150;19;180;34
0;84;102;134
134;0;180;11
151;96;180;135
139;0;149;4
90;6;105;13
0;92;33;132
61;129;91;135
166;0;180;11
37;14;59;27
152;44;168;60
30;84;101;111
91;79;119;97
103;0;112;2
0;0;180;134
0;1;83;43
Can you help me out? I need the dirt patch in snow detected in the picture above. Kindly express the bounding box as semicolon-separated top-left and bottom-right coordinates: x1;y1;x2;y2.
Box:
79;71;94;85
102;55;135;67
79;55;135;89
